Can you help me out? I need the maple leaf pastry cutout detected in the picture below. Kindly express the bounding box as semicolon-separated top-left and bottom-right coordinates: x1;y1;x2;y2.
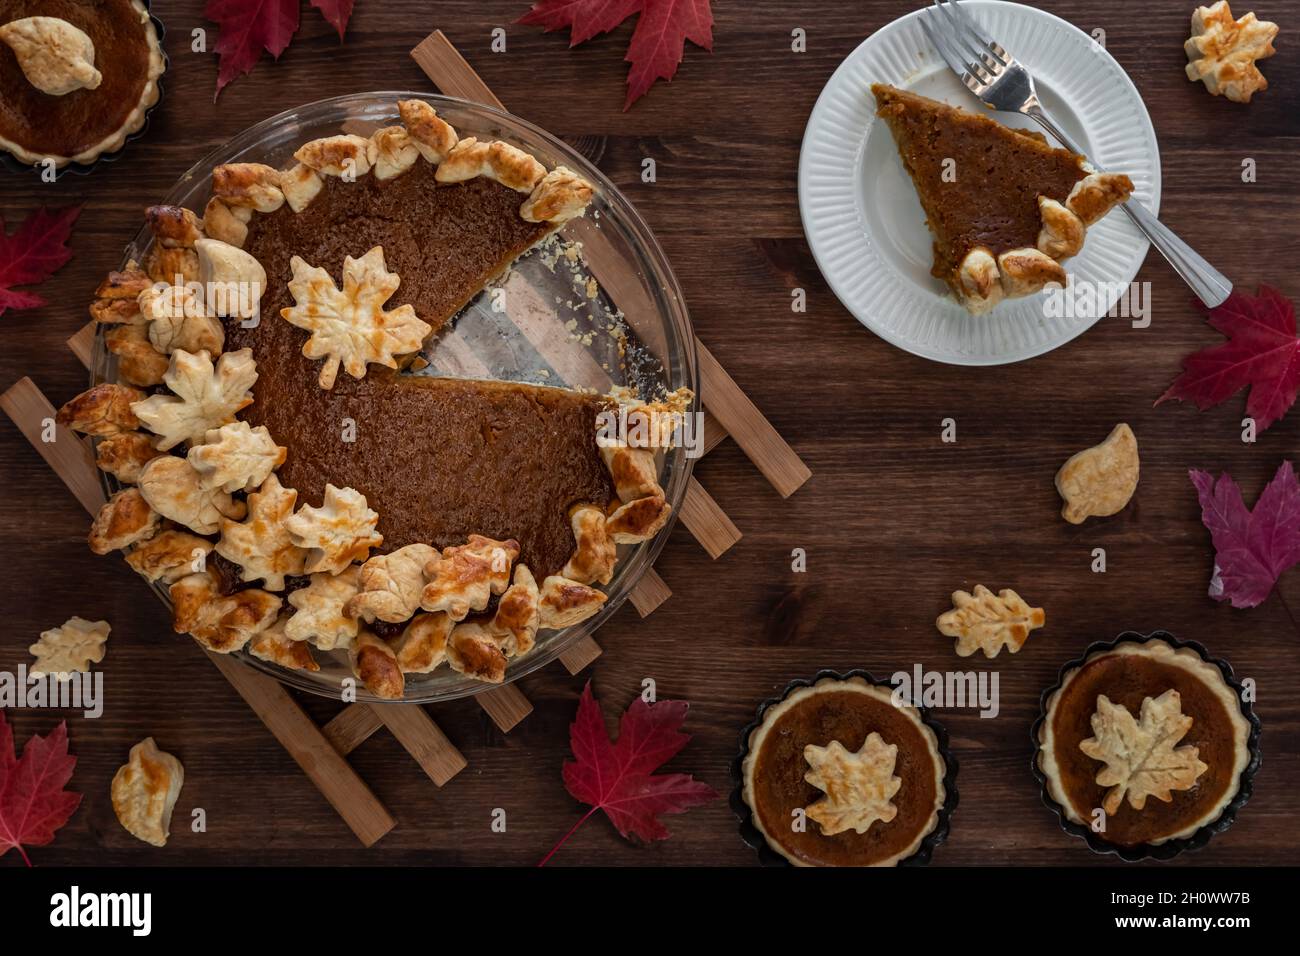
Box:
936;585;1045;658
1079;690;1209;815
131;348;258;450
281;245;433;389
188;421;287;493
28;617;109;680
1185;1;1278;103
284;566;363;650
283;484;382;575
137;456;245;536
802;734;901;836
110;738;183;848
216;474;307;591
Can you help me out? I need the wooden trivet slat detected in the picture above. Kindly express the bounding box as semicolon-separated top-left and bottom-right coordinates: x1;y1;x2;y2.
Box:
477;684;533;732
371;703;468;786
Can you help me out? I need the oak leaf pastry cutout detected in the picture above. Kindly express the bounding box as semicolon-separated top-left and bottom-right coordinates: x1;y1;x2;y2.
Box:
538;574;608;629
560;505;617;586
248;615;319;672
391;611;451;674
111;738;183;848
285;566;363;650
125;530;213;584
56;383;144;437
138;283;224;356
421;535;520;621
188;421;286;494
345;543;437;623
88;488;159;554
138;455;245;535
937;585;1045;658
492;564;540;657
446;620;508;684
1055;423;1139;524
1185;1;1278;103
169;571;281;653
215;474;306;591
95;432;164;484
281;246;433;389
283;484;382;575
29;616;109;680
1079;690;1209;815
803;734;902;836
131;348;258;450
351;629;404;699
0;16;101;95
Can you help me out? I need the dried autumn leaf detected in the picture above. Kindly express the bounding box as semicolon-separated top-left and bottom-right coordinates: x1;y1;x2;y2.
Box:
1190;460;1300;608
0;711;82;866
0;206;80;317
542;681;716;864
1079;690;1208;814
1157;286;1300;433
518;0;643;46
803;734;901;836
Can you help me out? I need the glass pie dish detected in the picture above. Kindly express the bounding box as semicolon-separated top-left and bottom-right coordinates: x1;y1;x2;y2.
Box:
90;91;698;703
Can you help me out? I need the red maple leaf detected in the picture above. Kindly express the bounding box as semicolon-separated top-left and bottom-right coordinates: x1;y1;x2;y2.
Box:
1157;286;1300;433
0;206;80;318
205;0;354;97
541;681;716;864
1190;460;1300;608
0;711;82;866
517;0;713;109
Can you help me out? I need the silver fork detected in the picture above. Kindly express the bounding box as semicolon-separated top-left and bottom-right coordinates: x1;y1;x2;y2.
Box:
920;0;1232;306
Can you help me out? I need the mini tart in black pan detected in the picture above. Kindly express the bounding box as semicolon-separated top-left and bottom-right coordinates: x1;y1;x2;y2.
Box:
731;670;957;867
1033;631;1260;861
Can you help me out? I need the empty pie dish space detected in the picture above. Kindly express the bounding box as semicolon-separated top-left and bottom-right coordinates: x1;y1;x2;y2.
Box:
90;91;697;704
798;0;1162;365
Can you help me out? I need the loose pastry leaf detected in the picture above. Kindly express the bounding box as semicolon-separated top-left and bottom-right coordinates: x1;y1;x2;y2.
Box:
1157;286;1300;433
29;617;110;680
1079;690;1208;815
1190;460;1300;608
936;585;1045;658
0;712;81;866
541;681;716;864
0;206;80;317
803;734;901;836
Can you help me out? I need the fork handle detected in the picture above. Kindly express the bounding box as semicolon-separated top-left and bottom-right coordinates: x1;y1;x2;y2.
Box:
1024;104;1233;307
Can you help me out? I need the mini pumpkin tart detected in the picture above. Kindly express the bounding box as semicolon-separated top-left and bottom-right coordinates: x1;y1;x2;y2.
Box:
871;84;1133;315
734;672;956;867
58;100;692;701
0;0;165;168
1035;633;1259;859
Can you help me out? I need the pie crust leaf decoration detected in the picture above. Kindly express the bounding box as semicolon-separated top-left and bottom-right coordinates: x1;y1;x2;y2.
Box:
283;484;382;575
396;99;458;163
195;238;266;319
1190;460;1300;608
391;611;451;674
1079;690;1209;815
492;564;540;657
188;421;287;493
937;585;1045;658
125;530;213;585
110;738;183;848
803;734;902;836
345;543;437;623
88;488;159;554
350;629;404;699
0;205;80;317
215;474;306;591
560;505;617;585
139;283;224;356
0;16;102;96
131;348;258;450
95;432;164;484
169;571;281;653
106;323;170;388
446;620;508;684
280;246;433;389
138;455;246;536
1157;286;1300;434
1185;1;1278;103
29;617;110;680
420;535;520;621
0;712;81;865
56;383;143;437
248;614;319;672
1056;423;1140;524
539;574;607;629
285;566;362;650
557;681;717;850
521;166;595;224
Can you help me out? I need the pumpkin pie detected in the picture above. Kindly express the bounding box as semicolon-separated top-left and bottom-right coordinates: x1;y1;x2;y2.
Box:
58;99;690;700
871;84;1133;314
0;0;164;167
1037;636;1256;852
738;674;951;867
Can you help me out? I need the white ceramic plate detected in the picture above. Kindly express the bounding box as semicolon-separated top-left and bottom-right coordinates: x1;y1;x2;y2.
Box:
799;0;1161;366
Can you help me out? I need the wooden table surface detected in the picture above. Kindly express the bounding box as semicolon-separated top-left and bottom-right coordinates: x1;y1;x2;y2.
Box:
2;0;1297;867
